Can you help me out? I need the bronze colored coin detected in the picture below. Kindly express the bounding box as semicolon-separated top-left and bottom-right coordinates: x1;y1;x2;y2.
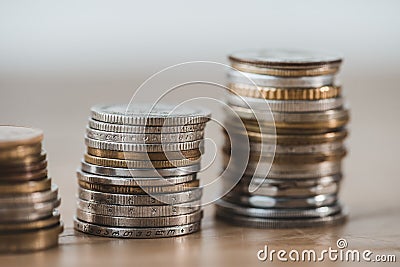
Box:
0;126;43;149
0;151;47;167
241;117;349;130
84;154;200;169
0;168;48;182
0;143;42;161
0;213;60;232
78;180;200;194
0;223;63;253
0;178;51;194
229;83;341;100
87;147;202;160
0;160;47;174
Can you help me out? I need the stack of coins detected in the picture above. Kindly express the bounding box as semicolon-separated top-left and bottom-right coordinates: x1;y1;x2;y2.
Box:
216;49;349;228
74;104;210;238
0;126;62;253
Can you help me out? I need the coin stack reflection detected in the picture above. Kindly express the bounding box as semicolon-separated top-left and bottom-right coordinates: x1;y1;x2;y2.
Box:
74;104;210;238
216;49;349;228
0;126;62;253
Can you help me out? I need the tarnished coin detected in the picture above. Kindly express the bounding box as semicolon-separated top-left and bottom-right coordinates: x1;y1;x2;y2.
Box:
0;178;52;194
0;184;58;205
0;151;47;167
0;160;47;174
78;187;203;206
77;199;201;217
0;126;43;149
84;154;200;169
0;212;60;232
74;219;200;239
0;143;42;161
78;180;200;194
76;209;203;227
0;168;48;182
91;104;210;126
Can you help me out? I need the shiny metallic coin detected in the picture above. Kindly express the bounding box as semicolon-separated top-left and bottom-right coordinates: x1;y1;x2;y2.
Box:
0;184;58;205
0;143;42;161
81;161;200;178
88;119;206;134
0;126;43;149
216;199;342;218
78;187;202;206
78;180;200;194
0;150;47;167
216;209;347;228
0;212;60;232
0;160;47;174
86;127;204;144
223;193;337;208
0;198;60;223
77;171;197;187
0;168;48;182
0;178;52;194
91;104;210;126
74;218;200;239
84;153;200;169
85;138;202;152
227;94;343;112
227;70;335;88
77;199;201;217
87;147;202;160
76;209;203;227
0;223;63;253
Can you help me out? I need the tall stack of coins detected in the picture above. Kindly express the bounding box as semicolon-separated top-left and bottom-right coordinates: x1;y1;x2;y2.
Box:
74;104;210;238
0;126;62;252
216;50;349;228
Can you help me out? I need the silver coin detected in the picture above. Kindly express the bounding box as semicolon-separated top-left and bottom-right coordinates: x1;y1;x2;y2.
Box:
227;70;335;88
223;193;337;208
77;170;197;186
216;199;342;218
0;199;61;223
229;49;343;67
77;199;201;217
216;209;347;228
74;218;201;238
229;105;349;123
88;119;207;134
237;173;342;187
76;209;203;227
226;94;343;112
85;138;203;152
86;127;204;144
0;184;58;205
81;161;200;178
91;104;211;126
78;187;203;206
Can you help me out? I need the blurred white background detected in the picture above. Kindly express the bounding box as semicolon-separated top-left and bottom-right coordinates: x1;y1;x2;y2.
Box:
0;0;399;226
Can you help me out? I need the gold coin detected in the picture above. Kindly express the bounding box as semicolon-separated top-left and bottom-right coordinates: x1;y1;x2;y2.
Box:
229;83;341;100
231;62;340;76
78;180;200;194
0;213;60;232
84;154;201;169
0;151;47;166
0;223;63;253
242;117;349;130
0;168;48;182
0;126;43;149
0;160;47;174
0;143;42;161
87;147;202;160
0;178;51;194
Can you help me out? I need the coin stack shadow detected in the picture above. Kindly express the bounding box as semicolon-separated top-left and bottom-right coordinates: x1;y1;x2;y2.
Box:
74;104;210;238
216;49;349;228
0;126;62;253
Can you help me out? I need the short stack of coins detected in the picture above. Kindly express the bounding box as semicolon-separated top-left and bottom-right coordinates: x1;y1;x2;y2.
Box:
74;104;210;238
0;126;62;252
216;49;349;228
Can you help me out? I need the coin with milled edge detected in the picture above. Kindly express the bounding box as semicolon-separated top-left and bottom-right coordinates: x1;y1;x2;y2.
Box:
74;219;200;238
77;199;201;217
84;154;200;169
91;104;210;126
78;187;202;206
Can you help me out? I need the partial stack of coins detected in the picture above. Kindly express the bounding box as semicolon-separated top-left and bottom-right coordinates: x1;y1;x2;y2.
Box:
74;104;210;238
216;49;349;228
0;126;62;253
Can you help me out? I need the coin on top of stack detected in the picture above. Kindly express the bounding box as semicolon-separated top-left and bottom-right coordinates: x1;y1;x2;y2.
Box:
74;104;210;238
216;49;349;228
0;126;62;253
